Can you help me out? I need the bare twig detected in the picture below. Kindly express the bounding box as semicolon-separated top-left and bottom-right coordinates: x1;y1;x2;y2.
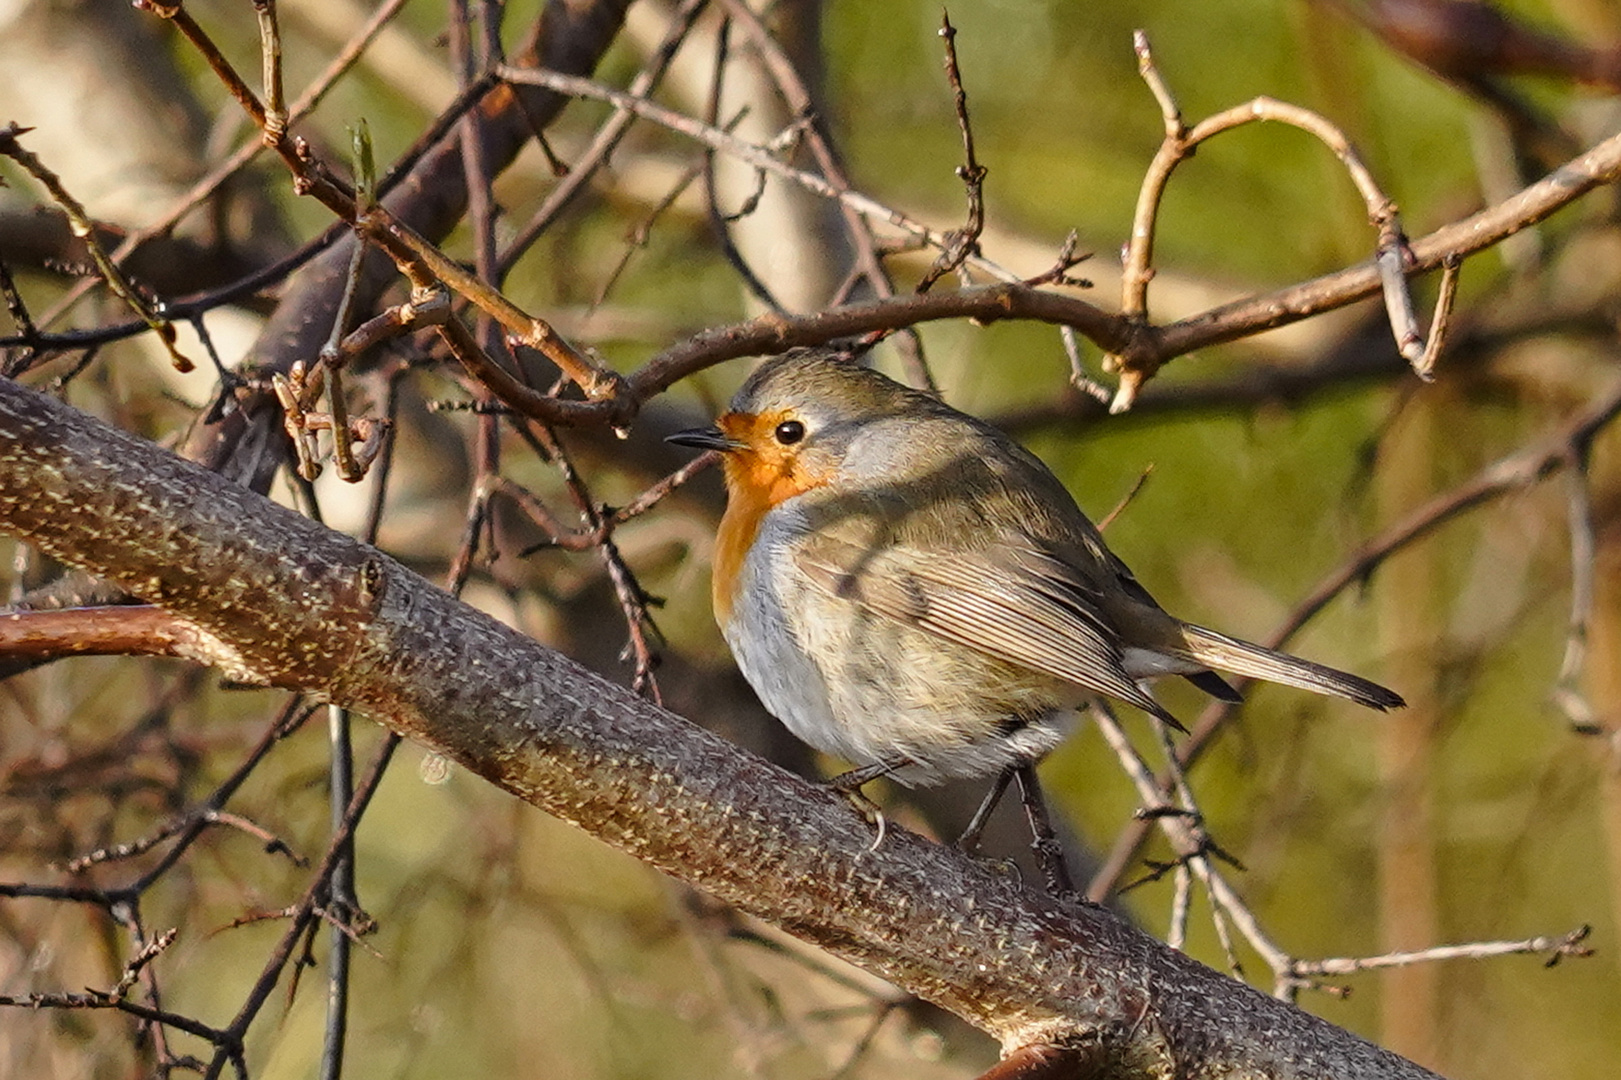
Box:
1411;255;1462;379
1552;449;1600;731
496;64;1022;284
1288;926;1593;978
1090;376;1621;898
0;989;226;1047
1090;701;1286;986
1111;33;1440;410
701;20;786;313
201;733;401;1080
611;452;718;526
915;11;987;295
498;0;711;275
506;424;667;700
25;0;416;345
1097;466;1154;532
137;2;628;422
318;229;371;481
0;254;38;371
65;809;307;873
715;0;934;388
0;124;192;372
252;0;287;141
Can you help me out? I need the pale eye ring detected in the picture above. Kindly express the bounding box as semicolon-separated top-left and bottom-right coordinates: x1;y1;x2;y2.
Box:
773;419;805;445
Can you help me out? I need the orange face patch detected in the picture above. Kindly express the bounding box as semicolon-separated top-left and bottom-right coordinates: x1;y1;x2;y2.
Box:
714;409;828;506
710;409;831;623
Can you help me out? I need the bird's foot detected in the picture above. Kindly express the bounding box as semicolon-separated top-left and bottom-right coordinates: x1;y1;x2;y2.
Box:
1014;766;1079;902
826;758;911;852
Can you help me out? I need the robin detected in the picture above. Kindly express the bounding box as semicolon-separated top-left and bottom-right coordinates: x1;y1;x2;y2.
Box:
668;348;1403;804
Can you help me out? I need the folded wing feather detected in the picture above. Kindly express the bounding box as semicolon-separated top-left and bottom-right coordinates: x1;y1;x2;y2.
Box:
795;535;1182;727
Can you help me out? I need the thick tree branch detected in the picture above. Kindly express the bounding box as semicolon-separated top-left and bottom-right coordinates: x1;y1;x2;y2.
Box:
0;378;1441;1079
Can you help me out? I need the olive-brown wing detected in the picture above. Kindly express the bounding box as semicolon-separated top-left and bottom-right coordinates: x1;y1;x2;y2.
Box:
794;533;1181;727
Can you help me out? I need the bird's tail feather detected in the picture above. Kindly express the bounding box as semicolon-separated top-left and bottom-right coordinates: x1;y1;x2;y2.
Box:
1175;625;1404;711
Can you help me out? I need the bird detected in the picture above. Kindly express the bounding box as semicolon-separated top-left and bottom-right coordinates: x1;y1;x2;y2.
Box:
668;348;1404;798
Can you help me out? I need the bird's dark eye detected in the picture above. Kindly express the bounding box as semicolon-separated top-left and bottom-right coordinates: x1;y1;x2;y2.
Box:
773;420;805;445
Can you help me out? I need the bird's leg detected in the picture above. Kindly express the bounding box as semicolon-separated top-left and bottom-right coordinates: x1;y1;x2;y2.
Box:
826;758;907;794
1015;764;1077;900
826;757;912;850
957;765;1017;853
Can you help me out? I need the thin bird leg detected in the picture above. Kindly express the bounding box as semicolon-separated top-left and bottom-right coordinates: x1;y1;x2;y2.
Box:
826;757;913;851
1016;764;1077;899
826;757;908;793
957;765;1016;852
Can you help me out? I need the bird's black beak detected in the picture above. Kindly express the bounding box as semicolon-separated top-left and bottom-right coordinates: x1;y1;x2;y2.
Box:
665;426;740;452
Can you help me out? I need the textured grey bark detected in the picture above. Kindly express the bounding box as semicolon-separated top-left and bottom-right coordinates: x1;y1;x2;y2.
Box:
0;378;1445;1080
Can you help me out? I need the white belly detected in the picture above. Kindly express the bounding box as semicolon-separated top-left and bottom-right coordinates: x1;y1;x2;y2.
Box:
723;516;849;759
721;507;1073;786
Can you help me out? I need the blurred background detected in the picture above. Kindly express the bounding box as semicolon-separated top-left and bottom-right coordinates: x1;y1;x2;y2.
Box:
1;0;1619;1076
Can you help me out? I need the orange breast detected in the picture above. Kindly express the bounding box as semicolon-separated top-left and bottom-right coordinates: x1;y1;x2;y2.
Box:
712;450;827;626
